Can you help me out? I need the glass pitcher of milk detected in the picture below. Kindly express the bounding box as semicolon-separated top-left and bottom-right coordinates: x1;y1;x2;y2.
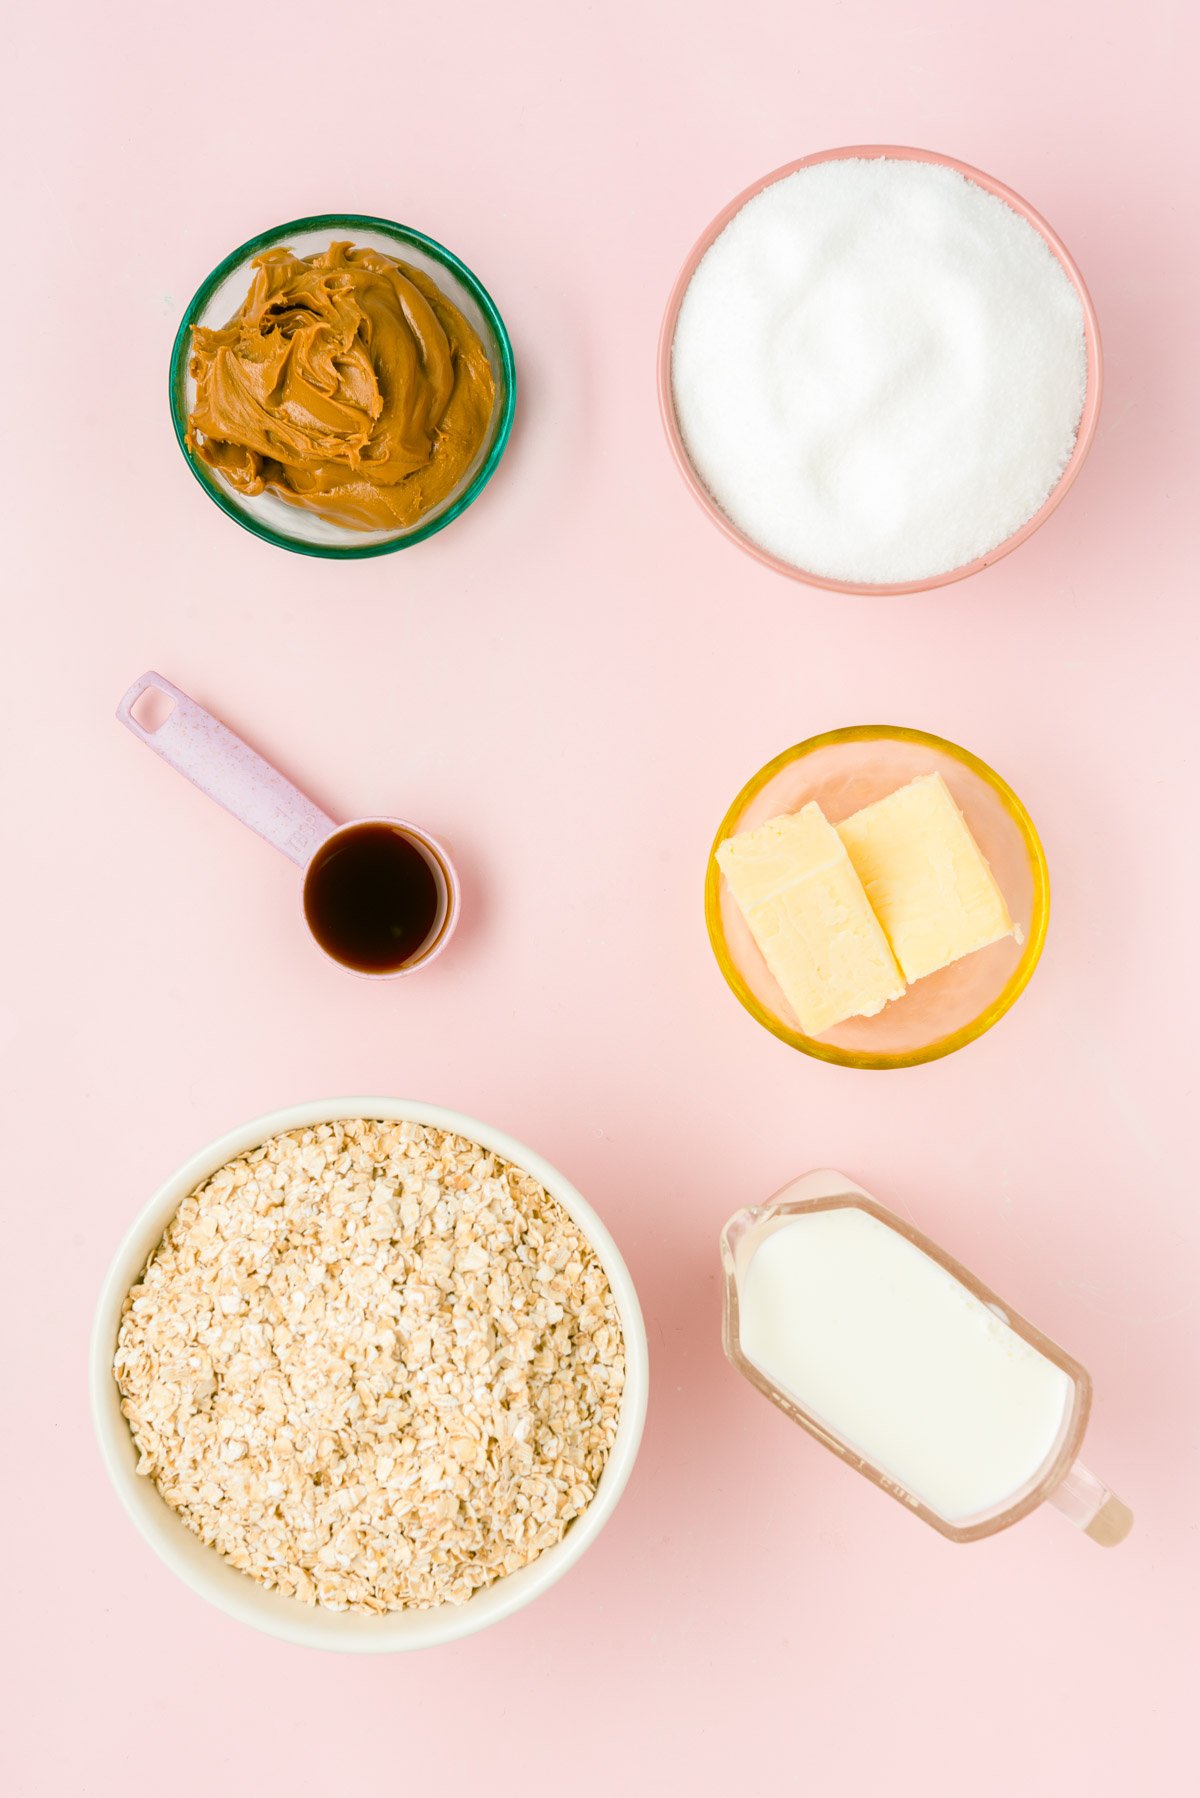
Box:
721;1171;1131;1545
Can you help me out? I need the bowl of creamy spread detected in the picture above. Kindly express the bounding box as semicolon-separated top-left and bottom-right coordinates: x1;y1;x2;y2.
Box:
169;214;515;557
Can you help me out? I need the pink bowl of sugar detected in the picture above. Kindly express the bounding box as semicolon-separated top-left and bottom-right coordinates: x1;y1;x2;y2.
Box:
658;146;1103;596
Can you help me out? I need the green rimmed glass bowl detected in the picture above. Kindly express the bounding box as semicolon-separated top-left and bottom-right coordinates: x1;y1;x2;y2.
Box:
705;726;1050;1070
168;213;516;559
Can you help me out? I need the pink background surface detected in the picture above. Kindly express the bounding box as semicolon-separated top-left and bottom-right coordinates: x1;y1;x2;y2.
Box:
4;1;1197;1792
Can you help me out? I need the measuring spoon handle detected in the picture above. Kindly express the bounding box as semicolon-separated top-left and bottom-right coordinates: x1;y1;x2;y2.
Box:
117;672;335;868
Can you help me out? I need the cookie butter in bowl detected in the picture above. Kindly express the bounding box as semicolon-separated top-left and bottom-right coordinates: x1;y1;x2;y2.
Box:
170;215;515;557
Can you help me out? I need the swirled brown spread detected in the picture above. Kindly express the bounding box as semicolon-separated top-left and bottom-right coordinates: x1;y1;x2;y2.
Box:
187;242;496;532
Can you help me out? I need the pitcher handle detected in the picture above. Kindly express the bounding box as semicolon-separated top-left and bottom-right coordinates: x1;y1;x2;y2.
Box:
1048;1458;1133;1547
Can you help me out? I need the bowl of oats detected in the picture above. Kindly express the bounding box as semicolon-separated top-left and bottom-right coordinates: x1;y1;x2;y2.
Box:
91;1099;647;1650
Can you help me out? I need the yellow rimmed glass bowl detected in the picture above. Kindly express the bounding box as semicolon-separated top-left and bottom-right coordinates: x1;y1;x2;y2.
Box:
705;727;1050;1070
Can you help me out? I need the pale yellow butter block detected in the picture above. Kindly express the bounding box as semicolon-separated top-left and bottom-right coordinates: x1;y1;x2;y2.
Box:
836;772;1016;983
716;803;906;1036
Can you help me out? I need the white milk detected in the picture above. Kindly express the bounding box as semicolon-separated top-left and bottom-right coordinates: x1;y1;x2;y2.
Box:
738;1207;1073;1522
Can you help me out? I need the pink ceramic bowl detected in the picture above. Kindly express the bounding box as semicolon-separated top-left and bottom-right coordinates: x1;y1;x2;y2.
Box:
658;145;1103;597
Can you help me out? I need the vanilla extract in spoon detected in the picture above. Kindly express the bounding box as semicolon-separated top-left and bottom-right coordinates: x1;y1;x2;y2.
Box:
302;821;445;973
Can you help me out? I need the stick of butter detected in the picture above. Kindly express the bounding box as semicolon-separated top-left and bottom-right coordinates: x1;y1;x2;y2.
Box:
716;804;906;1036
836;773;1016;983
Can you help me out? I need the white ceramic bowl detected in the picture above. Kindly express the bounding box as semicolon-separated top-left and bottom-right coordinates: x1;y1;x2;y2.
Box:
91;1097;649;1651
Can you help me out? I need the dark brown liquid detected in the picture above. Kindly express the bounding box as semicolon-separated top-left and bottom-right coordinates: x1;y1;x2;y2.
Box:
303;823;442;973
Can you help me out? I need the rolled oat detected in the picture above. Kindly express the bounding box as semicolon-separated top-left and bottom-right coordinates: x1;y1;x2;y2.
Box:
114;1119;626;1612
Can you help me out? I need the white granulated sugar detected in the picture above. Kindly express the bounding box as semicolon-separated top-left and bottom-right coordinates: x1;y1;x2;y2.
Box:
671;158;1088;584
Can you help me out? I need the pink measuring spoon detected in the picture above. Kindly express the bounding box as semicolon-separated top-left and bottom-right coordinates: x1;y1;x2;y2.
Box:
117;672;460;977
